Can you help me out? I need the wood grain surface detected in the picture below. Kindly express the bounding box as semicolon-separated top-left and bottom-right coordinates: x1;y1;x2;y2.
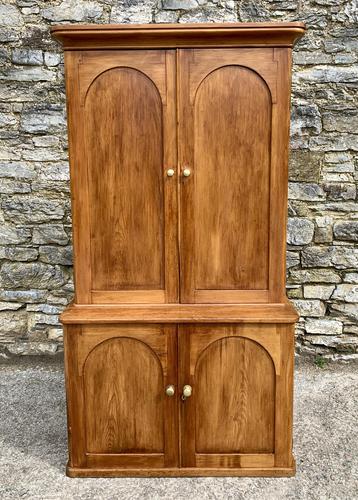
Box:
193;65;270;291
86;67;164;292
84;337;164;453
179;324;278;467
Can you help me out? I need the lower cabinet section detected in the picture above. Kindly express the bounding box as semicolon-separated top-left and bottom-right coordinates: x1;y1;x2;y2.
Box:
64;322;295;477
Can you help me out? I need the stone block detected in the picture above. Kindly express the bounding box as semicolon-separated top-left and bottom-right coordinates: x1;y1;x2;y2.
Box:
2;196;65;223
314;216;333;243
0;112;17;127
0;67;55;82
0;179;31;194
12;49;43;66
27;303;64;314
0;247;38;262
323;110;358;133
0;311;27;335
289;150;321;182
302;246;331;267
7;341;58;355
334;221;358;242
163;0;198;9
294;65;358;84
332;285;358;303
305;319;343;335
0;162;36;179
37;162;70;181
331;302;358;321
291;103;322;136
48;327;63;340
42;0;103;22
39;245;73;266
28;312;61;331
20;108;66;134
324;183;356;201
0;5;23;26
288;182;326;201
289;269;341;284
0;302;24;311
303;285;335;300
0;262;67;289
287;217;314;245
32;225;68;245
287;251;300;268
33;136;60;148
302;246;358;270
344;273;358;283
22;148;66;162
44;52;61;67
0;290;47;303
0;224;31;245
292;299;326;317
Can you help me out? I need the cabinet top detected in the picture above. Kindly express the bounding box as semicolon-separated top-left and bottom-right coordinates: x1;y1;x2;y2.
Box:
51;22;305;50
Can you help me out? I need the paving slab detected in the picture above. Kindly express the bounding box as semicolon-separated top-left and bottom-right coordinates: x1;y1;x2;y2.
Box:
0;359;357;500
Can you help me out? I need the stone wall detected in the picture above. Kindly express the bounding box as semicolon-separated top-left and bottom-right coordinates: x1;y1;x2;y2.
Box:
0;0;357;360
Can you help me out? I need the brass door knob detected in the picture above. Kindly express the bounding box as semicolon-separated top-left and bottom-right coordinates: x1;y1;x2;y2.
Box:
165;384;175;397
181;384;192;400
183;168;191;177
166;169;175;177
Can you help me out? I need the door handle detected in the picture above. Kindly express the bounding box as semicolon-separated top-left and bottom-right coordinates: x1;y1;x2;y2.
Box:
165;385;175;397
182;168;191;177
181;384;192;400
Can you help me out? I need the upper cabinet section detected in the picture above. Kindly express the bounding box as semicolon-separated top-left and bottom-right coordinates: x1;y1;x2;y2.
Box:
52;23;305;306
51;22;305;50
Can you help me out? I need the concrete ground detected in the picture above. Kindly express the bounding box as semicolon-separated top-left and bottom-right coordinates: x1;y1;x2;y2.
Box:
0;358;357;500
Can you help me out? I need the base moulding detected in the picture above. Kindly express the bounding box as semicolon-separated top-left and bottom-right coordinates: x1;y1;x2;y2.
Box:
67;461;296;478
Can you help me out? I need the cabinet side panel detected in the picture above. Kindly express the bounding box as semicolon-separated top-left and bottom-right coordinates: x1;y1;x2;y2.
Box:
64;325;87;467
64;52;92;302
275;324;295;467
269;48;292;302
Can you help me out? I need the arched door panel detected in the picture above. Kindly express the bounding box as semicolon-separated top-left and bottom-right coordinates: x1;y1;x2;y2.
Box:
179;324;278;468
69;50;178;304
74;324;178;469
178;48;285;303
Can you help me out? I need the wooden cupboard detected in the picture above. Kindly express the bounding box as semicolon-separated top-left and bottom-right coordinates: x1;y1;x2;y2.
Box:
52;22;305;477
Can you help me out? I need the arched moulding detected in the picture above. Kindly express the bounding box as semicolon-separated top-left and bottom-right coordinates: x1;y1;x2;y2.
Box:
77;325;168;377
188;49;278;105
83;337;164;453
193;63;273;106
77;50;167;106
83;66;163;106
190;325;281;376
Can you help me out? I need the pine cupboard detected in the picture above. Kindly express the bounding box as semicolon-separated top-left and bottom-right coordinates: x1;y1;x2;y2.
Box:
52;22;305;478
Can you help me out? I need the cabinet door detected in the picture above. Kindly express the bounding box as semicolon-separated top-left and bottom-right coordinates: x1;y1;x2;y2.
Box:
179;324;294;469
178;48;289;303
65;324;178;469
66;50;178;304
